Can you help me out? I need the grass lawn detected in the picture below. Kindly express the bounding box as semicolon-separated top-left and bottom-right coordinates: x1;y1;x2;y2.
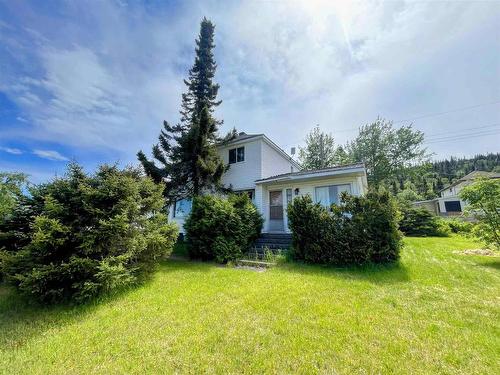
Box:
1;236;499;374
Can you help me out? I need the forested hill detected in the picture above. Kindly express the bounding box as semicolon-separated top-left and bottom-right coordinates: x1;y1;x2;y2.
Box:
390;152;500;200
431;152;500;180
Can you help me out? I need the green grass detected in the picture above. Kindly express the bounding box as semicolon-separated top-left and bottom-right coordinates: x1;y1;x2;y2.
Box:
1;236;499;374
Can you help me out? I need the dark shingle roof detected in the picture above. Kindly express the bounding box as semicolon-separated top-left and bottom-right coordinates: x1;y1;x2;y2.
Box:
218;132;263;146
255;163;365;183
439;170;500;192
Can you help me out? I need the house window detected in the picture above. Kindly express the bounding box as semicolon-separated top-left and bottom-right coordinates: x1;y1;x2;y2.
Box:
269;191;283;220
444;200;461;212
229;146;244;164
174;198;192;218
234;189;254;201
286;188;293;205
314;184;351;209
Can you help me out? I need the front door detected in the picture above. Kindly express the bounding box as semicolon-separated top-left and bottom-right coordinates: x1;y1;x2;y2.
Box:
269;190;284;231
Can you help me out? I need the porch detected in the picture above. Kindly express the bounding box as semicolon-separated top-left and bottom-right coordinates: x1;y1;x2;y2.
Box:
254;164;368;233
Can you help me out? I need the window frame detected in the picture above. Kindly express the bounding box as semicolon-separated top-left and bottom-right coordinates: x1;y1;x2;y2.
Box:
234;189;255;201
314;183;352;209
173;198;192;218
444;200;462;212
228;146;245;164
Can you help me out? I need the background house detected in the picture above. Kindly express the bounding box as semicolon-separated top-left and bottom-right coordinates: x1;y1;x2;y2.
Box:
414;170;500;216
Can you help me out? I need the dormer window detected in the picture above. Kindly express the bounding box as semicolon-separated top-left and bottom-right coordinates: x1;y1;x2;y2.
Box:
229;146;245;164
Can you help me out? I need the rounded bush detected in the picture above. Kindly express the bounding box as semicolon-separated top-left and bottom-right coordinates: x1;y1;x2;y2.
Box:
287;191;402;265
444;218;473;234
399;207;450;237
184;194;263;263
0;163;178;304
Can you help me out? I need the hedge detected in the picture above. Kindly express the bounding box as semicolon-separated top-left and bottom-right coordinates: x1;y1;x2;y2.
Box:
287;191;402;265
399;207;450;237
184;194;263;263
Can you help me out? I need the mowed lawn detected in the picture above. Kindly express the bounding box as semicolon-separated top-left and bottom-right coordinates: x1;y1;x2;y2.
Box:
1;237;499;374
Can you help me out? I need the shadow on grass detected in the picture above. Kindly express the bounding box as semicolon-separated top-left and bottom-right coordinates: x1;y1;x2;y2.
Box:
164;252;410;285
273;260;410;285
476;260;500;271
0;269;164;353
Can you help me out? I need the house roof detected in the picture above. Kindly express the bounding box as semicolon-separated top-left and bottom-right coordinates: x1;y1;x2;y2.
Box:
255;163;366;184
218;132;301;170
439;170;500;192
221;132;263;144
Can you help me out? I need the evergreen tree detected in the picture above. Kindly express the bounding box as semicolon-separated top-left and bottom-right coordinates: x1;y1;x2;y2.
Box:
138;18;235;202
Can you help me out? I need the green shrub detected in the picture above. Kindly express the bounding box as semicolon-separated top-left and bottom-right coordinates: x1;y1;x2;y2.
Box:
444;218;473;234
287;191;402;266
0;172;27;223
460;178;500;250
184;194;263;263
0;163;178;304
399;207;450;237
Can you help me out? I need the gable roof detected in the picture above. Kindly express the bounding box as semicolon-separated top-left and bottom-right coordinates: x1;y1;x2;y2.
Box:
255;163;366;184
439;170;500;192
219;132;263;144
218;132;301;170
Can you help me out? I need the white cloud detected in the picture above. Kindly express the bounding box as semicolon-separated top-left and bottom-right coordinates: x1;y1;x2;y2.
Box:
0;147;23;155
0;0;498;169
33;149;69;161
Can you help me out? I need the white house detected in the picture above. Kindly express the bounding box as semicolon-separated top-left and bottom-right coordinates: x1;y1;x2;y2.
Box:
169;132;368;233
414;170;500;216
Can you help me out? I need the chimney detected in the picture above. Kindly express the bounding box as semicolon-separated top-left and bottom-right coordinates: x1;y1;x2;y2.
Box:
290;147;296;156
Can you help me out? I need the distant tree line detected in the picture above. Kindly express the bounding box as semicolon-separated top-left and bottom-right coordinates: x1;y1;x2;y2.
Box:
298;122;499;200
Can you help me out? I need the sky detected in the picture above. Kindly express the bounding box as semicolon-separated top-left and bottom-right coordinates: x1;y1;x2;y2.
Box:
0;0;499;182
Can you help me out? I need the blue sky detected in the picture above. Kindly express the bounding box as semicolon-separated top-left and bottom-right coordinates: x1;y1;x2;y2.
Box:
1;0;499;182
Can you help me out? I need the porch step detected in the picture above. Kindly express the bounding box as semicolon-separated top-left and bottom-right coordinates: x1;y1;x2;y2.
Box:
236;259;275;268
253;233;292;250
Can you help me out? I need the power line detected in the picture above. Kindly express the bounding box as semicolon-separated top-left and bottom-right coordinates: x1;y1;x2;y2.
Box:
393;100;500;123
278;100;500;148
424;125;500;141
425;123;500;138
424;130;500;145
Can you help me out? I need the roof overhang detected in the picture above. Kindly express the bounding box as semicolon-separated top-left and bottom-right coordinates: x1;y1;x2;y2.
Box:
255;165;366;185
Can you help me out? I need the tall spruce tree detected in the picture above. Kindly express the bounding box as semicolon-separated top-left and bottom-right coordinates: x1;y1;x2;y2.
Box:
138;18;235;202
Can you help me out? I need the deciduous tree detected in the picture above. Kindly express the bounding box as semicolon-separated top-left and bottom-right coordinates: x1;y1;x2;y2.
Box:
347;118;429;187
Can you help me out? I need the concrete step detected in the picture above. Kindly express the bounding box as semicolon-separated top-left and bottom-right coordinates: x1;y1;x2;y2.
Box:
248;246;289;254
259;233;292;239
253;243;292;250
236;259;275;268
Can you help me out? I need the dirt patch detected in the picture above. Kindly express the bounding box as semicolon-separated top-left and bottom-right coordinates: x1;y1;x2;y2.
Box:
453;249;498;256
234;265;267;272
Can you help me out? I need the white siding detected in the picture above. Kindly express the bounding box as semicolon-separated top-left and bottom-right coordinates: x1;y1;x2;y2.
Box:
217;137;299;189
261;140;297;179
258;175;364;232
168;209;186;233
437;197;466;213
439;181;466;214
169;134;367;234
441;185;461;198
218;140;262;190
